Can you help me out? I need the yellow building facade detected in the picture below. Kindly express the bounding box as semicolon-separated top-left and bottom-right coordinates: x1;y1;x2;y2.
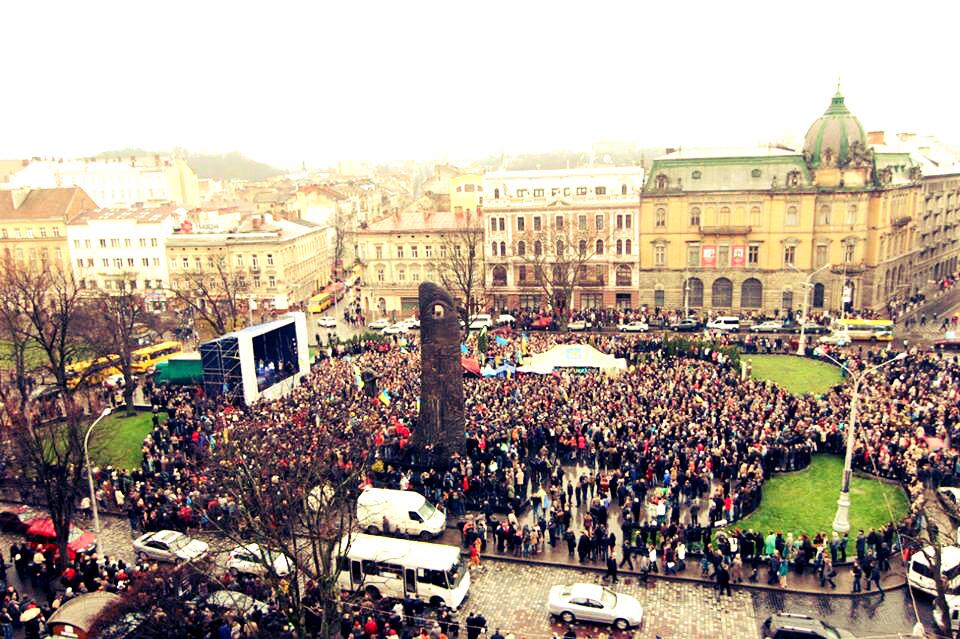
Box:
637;90;923;315
0;187;97;273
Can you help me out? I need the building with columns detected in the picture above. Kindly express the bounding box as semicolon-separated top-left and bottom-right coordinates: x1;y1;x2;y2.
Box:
636;89;924;315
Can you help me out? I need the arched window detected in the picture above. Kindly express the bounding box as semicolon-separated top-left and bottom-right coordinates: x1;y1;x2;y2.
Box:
517;241;525;256
534;240;542;256
812;282;825;308
578;240;587;256
616;239;623;255
655;174;668;191
718;206;731;226
625;239;632;255
596;239;604;255
712;277;732;307
655;208;666;228
685;278;704;307
818;205;831;225
499;241;506;256
741;278;763;309
492;266;507;286
491;242;498;257
616;264;631;286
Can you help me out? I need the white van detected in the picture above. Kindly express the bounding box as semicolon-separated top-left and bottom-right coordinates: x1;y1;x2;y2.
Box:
336;533;470;608
357;488;446;539
934;593;960;630
706;316;740;332
907;545;960;596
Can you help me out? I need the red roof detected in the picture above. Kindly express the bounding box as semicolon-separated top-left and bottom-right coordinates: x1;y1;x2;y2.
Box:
0;187;96;221
365;210;481;233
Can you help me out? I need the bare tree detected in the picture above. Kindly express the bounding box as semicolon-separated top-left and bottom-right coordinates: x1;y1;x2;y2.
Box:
0;264;103;568
911;488;959;636
332;205;353;283
87;275;152;416
166;260;248;337
0;258;36;409
516;213;611;327
435;210;484;322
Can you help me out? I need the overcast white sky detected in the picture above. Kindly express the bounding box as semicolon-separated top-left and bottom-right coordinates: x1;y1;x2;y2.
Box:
4;1;959;168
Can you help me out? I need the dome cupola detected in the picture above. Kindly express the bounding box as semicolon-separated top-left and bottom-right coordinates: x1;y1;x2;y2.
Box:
803;88;869;169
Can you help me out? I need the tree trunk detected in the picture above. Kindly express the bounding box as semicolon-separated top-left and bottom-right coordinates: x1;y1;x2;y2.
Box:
124;385;135;416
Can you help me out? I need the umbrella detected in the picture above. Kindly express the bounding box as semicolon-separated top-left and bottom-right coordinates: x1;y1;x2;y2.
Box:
926;436;946;451
20;607;40;622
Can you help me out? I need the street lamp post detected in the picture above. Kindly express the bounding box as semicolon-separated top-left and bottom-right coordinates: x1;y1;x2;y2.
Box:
829;352;907;533
791;262;832;356
84;407;113;558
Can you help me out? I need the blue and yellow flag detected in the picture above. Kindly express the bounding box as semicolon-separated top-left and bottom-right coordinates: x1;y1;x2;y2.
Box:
379;389;392;406
352;364;363;389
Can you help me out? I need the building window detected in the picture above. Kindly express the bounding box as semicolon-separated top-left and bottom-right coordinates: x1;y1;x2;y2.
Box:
398;269;405;281
595;239;604;255
654;288;665;307
844;241;856;263
114;258;123;268
596;186;606;195
153;258;159;267
86;258;93;267
397;246;404;258
784;244;796;266
846;204;857;225
377;269;384;282
616;264;631;286
555;215;563;230
718;207;731;226
39;227;47;238
748;245;759;265
578;240;587;256
375;245;383;259
815;244;828;267
491;242;498;257
124;238;131;247
25;229;33;239
534;240;542;256
741;278;763;308
267;254;274;266
409;245;417;258
689;207;701;226
692;170;702;180
151;238;158;247
617;215;623;229
712;278;733;307
490;218;497;232
139;238;147;247
717;245;729;267
624;214;631;228
817;205;831;225
516;216;525;232
195;257;202;270
182;257;189;269
813;282;825;308
786;206;799;226
654;244;665;266
533;216;541;231
656;208;666;228
556;240;564;255
518;265;527;283
236;254;244;267
624;239;631;255
517;241;525;256
576;187;587;195
498;218;505;231
533;188;544;197
685;278;704;306
100;239;107;248
750;206;761;227
142;258;149;267
578;215;587;231
782;290;794;310
687;244;700;267
268;276;276;288
499;242;505;256
595;214;603;230
76;258;83;268
440;245;447;258
492;265;507;286
207;256;214;268
655;175;668;191
110;238;118;247
52;227;59;237
616;240;623;255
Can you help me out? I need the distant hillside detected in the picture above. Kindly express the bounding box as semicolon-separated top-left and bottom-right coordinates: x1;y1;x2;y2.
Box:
97;149;282;181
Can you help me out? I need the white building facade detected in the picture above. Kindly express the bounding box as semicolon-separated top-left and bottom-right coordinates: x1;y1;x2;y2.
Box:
67;206;181;309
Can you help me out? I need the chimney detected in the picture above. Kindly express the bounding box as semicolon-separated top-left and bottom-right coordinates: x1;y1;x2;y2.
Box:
10;188;30;210
867;131;886;145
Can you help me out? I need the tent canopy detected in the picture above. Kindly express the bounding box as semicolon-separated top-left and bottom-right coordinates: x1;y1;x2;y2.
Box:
461;356;481;376
520;343;626;374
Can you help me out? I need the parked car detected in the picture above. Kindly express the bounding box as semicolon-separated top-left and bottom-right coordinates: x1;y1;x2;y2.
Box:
547;583;643;631
706;316;740;332
404;317;421;330
785;322;830;335
761;613;856;639
0;505;43;534
819;331;852;347
617;321;649;333
531;316;554;330
368;319;391;331
496;314;516;326
201;590;270;617
383;323;409;335
26;518;96;561
934;593;960;631
749;320;783;333
133;530;209;564
671;318;701;332
316;316;337;328
221;543;294;577
907;545;960;595
567;320;591;331
469;314;494;330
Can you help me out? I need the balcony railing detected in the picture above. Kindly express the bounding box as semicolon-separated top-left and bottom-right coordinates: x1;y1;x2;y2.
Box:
699;225;752;235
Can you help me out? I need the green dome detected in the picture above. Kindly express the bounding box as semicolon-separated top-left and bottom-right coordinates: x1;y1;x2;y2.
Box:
803;90;867;169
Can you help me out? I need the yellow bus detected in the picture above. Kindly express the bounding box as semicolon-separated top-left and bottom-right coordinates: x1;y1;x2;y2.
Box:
131;341;183;374
65;355;121;389
833;318;895;341
307;292;334;314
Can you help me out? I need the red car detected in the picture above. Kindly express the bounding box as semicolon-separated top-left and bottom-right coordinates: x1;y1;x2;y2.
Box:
531;316;554;330
0;505;43;534
25;518;97;561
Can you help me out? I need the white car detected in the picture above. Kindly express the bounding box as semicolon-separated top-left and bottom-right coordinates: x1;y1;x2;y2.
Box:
469;314;494;330
617;321;649;333
548;583;643;631
316;316;337;328
819;330;852;347
404;317;421;330
567;320;591;331
203;590;271;616
383;323;409;335
368;319;391;331
221;543;294;578
133;530;209;564
496;314;516;326
750;320;783;333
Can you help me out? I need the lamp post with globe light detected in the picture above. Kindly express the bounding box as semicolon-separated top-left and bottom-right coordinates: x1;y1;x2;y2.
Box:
84;407;112;558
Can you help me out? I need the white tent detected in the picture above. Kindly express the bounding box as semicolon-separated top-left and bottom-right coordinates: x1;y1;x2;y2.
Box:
520;343;627;374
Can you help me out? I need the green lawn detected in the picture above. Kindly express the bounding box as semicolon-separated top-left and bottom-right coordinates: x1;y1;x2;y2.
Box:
0;339;48;372
747;354;841;396
734;455;908;538
86;411;163;471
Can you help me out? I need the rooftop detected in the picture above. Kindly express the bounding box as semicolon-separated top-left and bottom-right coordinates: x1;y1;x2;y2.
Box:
485;166;644;179
69;204;182;225
363;209;479;233
654;146;799;161
0;186;94;220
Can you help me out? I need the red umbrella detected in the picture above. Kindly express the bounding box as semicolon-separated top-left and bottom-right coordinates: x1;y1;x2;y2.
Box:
926;436;946;451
